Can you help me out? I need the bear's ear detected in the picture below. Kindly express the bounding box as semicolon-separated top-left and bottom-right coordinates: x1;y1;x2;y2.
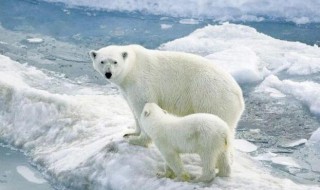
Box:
122;52;128;59
144;109;150;117
162;109;168;114
89;50;97;60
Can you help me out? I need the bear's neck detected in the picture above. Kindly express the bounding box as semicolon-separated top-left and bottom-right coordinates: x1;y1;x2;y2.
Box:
117;73;138;94
118;57;155;93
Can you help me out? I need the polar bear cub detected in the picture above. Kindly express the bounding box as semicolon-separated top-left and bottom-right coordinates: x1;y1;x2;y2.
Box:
140;103;232;182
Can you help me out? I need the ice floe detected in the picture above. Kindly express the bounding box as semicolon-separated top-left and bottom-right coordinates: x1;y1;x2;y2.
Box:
160;23;320;83
1;53;318;189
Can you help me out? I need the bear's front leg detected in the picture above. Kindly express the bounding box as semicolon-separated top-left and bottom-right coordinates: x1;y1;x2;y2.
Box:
128;130;151;147
123;118;141;138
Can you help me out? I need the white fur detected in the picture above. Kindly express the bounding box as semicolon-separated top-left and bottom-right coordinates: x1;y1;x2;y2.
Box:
140;103;232;182
89;45;244;147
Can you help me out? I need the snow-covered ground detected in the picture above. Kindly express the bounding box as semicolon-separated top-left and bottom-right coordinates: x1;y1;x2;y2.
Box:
1;20;320;189
0;53;318;190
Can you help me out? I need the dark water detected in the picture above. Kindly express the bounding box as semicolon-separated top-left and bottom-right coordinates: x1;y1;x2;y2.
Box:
0;0;320;49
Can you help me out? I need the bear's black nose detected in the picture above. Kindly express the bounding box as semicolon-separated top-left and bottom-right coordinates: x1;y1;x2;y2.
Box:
105;72;112;79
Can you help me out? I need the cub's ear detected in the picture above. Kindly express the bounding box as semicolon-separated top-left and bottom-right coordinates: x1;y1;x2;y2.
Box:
122;52;128;59
89;50;97;60
144;109;150;117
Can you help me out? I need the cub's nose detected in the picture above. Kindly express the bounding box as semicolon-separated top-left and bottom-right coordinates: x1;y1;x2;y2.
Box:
105;72;112;79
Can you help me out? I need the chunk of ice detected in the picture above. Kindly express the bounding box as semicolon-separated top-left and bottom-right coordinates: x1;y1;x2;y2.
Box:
254;152;277;161
16;166;47;184
234;139;258;153
179;18;199;25
26;38;44;43
271;157;301;168
160;24;173;30
279;139;307;148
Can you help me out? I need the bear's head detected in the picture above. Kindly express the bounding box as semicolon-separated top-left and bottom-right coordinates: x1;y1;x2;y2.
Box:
89;45;134;84
141;103;168;119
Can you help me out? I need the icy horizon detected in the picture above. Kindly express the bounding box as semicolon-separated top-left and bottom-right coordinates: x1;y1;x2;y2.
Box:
43;0;320;24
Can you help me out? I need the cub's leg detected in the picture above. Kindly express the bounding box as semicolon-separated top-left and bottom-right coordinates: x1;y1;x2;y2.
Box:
157;164;176;179
194;152;216;182
158;147;190;182
217;151;231;177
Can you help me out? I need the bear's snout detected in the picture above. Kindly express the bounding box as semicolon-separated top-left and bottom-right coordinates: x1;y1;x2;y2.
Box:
105;72;112;79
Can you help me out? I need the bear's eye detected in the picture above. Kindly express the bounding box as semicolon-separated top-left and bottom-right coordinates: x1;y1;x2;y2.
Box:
113;61;117;64
100;61;105;64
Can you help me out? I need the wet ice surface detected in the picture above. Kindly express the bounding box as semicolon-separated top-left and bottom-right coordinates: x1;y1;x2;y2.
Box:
0;0;320;189
0;144;51;190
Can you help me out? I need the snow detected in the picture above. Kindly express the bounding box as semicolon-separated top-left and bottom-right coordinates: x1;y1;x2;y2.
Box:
205;47;263;83
42;0;320;24
257;75;320;116
0;54;318;189
234;139;257;153
160;23;320;83
16;166;47;184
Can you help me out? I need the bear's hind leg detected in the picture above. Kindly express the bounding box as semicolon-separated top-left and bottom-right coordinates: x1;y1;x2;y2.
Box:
217;151;231;177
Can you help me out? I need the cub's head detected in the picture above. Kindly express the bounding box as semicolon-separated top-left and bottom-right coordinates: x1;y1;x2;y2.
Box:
89;45;134;84
141;103;168;120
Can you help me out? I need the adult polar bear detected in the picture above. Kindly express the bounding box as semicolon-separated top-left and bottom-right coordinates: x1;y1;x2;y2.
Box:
89;44;244;147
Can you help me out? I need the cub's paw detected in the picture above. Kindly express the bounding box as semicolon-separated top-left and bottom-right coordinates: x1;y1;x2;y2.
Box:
157;170;176;179
178;172;190;182
156;172;176;179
